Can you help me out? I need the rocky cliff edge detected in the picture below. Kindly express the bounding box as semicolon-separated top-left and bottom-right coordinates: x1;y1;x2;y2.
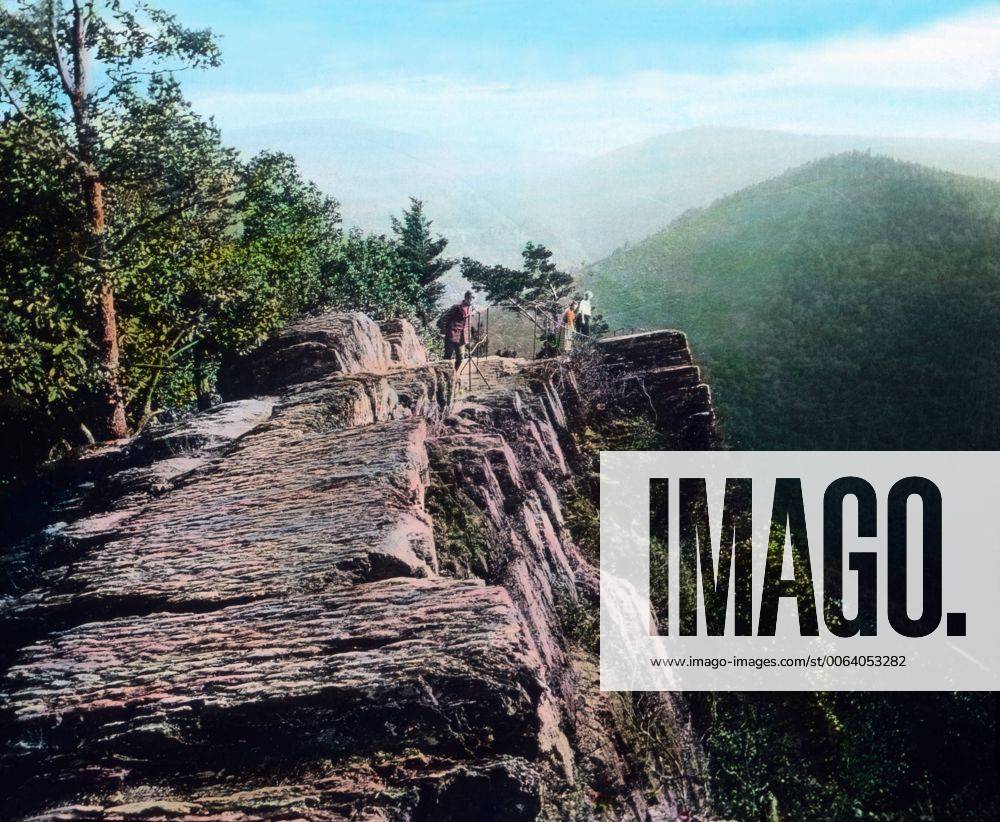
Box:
0;312;716;821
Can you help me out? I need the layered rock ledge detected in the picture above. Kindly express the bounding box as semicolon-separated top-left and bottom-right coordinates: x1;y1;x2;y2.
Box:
0;314;715;820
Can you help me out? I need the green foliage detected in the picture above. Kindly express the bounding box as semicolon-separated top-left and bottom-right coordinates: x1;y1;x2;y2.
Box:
0;91;348;469
590;414;664;450
461;241;574;313
202;151;342;355
555;590;599;656
423;477;492;580
108;79;246;417
521;242;574;302
592;152;1000;820
0;0;244;461
391;197;454;325
562;486;600;566
326;229;422;321
0;2;435;483
0;119;92;467
587;152;1000;450
693;691;998;821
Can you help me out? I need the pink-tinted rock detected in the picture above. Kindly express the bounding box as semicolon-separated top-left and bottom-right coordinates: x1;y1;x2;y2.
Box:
7;418;439;629
3;579;556;819
1;310;716;821
219;312;396;398
597;331;717;447
379;318;428;366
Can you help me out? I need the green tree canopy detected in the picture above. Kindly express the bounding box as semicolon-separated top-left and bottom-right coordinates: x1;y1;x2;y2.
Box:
0;3;454;485
326;229;422;321
0;2;370;484
391;197;454;325
461;241;574;316
0;0;230;439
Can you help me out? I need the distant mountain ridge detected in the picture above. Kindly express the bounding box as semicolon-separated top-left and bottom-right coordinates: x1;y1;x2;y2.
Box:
223;118;582;266
227;122;1000;267
512;127;1000;265
584;152;1000;450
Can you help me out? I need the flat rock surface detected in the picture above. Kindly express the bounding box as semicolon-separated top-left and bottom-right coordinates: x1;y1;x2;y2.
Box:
6;417;438;628
2;579;550;818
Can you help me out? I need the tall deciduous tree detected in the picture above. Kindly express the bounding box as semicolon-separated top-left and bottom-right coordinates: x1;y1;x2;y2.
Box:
0;3;424;485
200;152;342;399
391;197;454;324
0;0;222;439
111;78;243;419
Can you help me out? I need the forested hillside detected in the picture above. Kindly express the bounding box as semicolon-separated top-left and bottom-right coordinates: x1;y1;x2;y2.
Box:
497;128;1000;267
587;152;1000;450
0;3;460;486
587;151;1000;821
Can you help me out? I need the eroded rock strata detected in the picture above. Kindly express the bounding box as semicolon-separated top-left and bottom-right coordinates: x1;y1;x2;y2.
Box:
0;313;715;820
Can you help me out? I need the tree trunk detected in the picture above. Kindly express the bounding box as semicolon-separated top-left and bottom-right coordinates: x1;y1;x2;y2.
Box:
64;0;128;441
82;171;128;440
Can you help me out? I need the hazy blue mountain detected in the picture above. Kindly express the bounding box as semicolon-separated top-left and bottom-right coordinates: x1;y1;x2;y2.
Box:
223;118;582;265
227;122;1000;269
509;127;1000;266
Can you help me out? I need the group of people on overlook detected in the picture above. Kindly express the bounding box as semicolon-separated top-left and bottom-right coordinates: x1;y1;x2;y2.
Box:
438;289;596;372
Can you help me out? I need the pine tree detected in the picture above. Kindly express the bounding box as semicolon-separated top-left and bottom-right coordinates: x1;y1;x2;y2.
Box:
521;242;574;304
460;241;575;324
391;198;454;324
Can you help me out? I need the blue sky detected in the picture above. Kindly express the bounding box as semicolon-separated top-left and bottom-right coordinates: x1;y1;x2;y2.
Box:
168;1;1000;154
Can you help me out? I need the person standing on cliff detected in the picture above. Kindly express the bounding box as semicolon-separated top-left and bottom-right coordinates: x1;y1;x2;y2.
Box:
440;290;474;371
559;300;578;352
577;291;594;336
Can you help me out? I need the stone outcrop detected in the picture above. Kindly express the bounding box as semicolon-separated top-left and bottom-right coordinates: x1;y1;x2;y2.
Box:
217;312;425;398
0;315;715;820
595;330;716;449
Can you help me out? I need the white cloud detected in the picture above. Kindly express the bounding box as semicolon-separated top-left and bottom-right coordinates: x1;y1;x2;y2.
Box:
757;5;1000;91
194;5;1000;153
